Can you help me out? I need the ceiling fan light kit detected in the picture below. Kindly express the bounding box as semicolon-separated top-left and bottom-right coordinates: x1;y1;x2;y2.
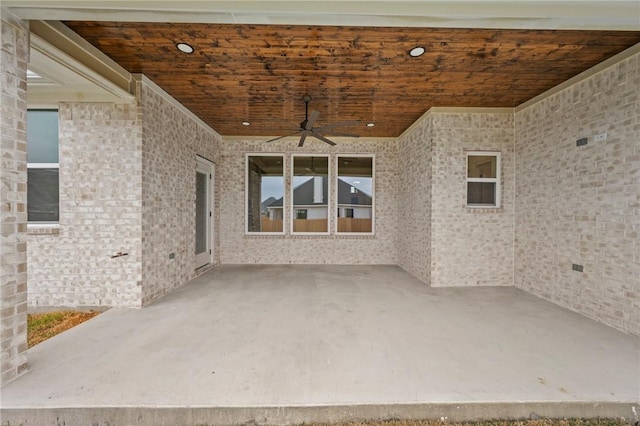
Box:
265;94;360;147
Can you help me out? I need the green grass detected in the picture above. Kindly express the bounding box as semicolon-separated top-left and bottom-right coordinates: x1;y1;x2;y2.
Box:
27;310;99;347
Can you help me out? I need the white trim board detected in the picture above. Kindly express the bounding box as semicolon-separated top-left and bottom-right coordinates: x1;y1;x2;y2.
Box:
5;1;640;30
133;74;222;139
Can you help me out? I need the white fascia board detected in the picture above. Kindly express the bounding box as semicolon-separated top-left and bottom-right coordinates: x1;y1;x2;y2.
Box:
4;1;640;30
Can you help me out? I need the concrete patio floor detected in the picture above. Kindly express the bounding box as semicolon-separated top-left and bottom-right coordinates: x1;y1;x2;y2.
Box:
2;265;639;425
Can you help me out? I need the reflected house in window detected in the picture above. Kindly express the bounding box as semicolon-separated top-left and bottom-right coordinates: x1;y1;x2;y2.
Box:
268;176;329;224
268;178;372;228
261;196;278;217
337;179;372;219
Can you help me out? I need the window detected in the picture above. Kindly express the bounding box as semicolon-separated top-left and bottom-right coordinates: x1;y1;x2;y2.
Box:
337;155;374;234
246;154;284;233
292;155;329;234
466;152;500;208
296;209;308;220
27;110;59;222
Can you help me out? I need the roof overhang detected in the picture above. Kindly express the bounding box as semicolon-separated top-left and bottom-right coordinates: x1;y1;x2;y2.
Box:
3;1;639;31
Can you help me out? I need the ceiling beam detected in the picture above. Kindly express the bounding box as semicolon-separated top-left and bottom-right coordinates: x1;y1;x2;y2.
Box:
4;1;640;30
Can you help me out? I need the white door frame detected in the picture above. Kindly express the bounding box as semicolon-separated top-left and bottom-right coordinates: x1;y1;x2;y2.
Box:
195;156;215;269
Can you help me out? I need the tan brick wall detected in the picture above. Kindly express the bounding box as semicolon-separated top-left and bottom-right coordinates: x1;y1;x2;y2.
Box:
140;81;222;305
1;13;29;385
27;103;144;307
397;113;432;284
397;110;515;288
27;79;222;309
515;51;640;336
219;139;398;265
430;111;515;287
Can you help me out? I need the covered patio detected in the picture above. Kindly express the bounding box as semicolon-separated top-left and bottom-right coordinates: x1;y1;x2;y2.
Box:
2;265;638;424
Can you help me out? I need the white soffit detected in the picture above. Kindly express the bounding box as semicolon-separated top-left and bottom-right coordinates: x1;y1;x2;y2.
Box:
4;1;640;30
28;33;135;106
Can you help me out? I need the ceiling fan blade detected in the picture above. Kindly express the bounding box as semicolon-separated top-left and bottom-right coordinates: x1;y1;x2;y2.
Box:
305;110;320;130
311;132;337;146
298;131;309;147
314;120;360;131
265;131;301;143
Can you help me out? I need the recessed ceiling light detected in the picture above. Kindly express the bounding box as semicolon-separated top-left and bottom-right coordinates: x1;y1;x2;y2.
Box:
366;122;375;127
176;42;194;54
242;121;251;126
409;46;426;57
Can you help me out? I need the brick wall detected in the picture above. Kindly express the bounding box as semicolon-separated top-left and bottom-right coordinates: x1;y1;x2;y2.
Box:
515;51;640;336
219;139;398;265
27;78;222;309
139;79;222;305
397;113;432;284
430;111;515;287
1;13;29;385
28;103;143;307
397;110;515;288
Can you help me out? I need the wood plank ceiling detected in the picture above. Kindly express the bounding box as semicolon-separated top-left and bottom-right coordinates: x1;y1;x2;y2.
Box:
64;22;640;137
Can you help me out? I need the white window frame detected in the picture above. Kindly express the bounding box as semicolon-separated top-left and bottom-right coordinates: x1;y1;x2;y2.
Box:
466;151;501;208
245;153;286;235
291;154;331;235
336;154;375;235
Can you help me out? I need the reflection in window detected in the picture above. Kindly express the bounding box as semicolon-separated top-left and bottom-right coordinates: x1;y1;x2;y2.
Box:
466;152;500;207
247;155;284;233
292;156;329;233
195;171;208;253
337;156;373;233
27;110;59;223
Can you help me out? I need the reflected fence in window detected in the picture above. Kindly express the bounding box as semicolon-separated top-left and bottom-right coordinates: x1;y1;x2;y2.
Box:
337;218;372;233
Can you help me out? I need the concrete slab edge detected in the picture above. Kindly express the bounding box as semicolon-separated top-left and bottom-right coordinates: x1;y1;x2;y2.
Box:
2;401;639;426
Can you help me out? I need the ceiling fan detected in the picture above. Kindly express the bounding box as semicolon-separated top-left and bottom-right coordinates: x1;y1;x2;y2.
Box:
266;94;360;147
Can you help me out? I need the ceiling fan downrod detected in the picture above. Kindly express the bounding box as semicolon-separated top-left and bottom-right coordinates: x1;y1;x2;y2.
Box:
301;94;312;129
